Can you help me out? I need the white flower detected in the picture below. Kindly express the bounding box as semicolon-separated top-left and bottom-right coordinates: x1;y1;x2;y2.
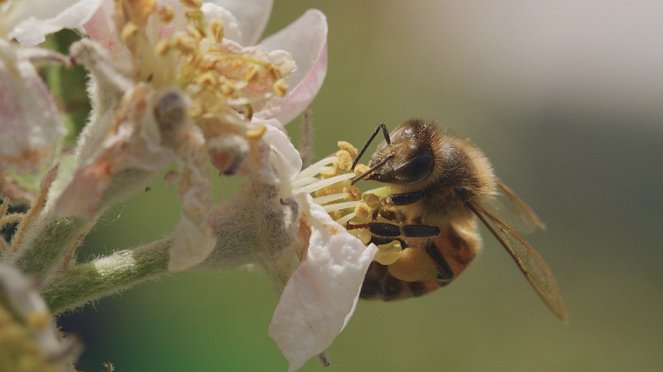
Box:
0;0;102;173
55;0;328;273
209;125;377;371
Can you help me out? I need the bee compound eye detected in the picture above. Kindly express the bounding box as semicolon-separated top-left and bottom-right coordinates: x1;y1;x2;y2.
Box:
397;149;434;183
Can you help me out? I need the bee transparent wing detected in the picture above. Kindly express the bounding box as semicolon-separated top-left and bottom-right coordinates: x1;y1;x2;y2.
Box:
467;201;569;323
479;179;546;234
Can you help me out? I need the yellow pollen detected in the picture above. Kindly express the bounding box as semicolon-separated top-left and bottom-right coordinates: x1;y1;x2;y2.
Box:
187;24;204;40
157;5;175;23
246;125;267;140
354;163;370;176
172;34;197;53
120;22;139;43
180;0;202;9
374;243;403;265
363;193;381;210
320;161;340;178
274;78;288;96
185;10;204;21
244;65;259;82
336;149;354;171
219;83;235;96
209;19;224;42
188;101;203;118
154;39;171;56
196;71;218;86
338;141;359;159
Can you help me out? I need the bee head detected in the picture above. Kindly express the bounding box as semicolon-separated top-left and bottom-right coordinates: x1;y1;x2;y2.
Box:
365;119;437;185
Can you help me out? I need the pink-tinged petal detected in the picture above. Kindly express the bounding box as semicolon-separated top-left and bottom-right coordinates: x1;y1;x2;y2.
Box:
57;85;173;218
169;128;217;271
259;10;328;124
83;0;121;52
207;0;273;45
263;122;302;182
269;198;377;372
7;0;103;46
0;43;65;173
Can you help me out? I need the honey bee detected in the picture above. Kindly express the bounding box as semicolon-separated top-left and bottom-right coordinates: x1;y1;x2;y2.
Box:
349;119;568;322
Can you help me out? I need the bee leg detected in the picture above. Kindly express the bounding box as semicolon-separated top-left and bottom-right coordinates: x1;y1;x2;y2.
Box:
368;235;409;248
385;191;424;206
401;224;440;237
368;222;440;239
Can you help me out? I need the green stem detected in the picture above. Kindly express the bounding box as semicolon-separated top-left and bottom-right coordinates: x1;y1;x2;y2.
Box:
13;216;88;277
42;238;172;315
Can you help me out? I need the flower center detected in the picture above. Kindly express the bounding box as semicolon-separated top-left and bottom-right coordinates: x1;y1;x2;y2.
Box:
115;0;292;124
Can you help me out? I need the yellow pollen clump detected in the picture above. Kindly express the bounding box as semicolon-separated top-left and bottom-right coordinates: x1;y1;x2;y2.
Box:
244;64;259;82
154;39;171;56
172;34;197;53
337;141;358;159
335;149;354;171
319;161;340;178
180;0;202;9
363;193;381;210
187;24;204;40
120;22;139;42
157;5;175;23
185;9;203;21
354;163;370;176
188;101;203;118
209;19;224;42
354;202;371;220
274;79;288;96
196;71;218;86
246;125;267;140
374;243;403;265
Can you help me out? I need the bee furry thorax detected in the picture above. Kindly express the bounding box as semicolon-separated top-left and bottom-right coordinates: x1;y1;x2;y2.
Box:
366;119;496;222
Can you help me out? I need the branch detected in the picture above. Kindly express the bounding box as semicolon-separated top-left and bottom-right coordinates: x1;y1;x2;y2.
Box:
42;238;172;315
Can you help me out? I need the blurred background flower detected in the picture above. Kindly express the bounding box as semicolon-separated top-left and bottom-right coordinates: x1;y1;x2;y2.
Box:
59;1;662;371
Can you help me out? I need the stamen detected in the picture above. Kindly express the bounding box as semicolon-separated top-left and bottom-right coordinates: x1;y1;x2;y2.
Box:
313;193;350;205
335;212;357;226
296;156;337;179
293;173;355;195
323;201;360;213
291;176;320;188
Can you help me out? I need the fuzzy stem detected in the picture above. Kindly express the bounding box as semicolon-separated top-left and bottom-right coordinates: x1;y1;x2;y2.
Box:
42;238;171;315
13;216;88;277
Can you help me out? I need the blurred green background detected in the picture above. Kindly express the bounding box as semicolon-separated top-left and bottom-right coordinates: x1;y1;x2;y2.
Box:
59;1;663;371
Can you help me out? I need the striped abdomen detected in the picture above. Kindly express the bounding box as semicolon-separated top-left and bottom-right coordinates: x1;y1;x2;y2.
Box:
360;222;479;300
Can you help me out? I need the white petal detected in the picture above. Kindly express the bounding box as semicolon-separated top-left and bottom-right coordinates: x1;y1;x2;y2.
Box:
169;128;217;271
207;0;273;45
269;198;377;372
56;86;173;218
6;0;103;46
0;41;65;173
259;10;328;124
263;122;302;182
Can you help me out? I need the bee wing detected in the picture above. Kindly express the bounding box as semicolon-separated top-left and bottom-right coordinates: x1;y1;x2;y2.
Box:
467;201;569;323
479;179;546;234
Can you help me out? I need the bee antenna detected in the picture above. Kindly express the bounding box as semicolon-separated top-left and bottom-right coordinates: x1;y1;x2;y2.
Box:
351;155;393;185
351;123;391;170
